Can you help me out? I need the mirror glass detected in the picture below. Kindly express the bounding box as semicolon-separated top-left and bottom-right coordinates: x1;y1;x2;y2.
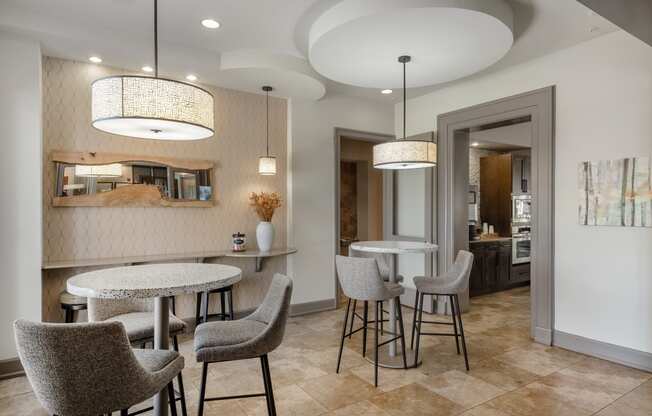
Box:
55;161;212;201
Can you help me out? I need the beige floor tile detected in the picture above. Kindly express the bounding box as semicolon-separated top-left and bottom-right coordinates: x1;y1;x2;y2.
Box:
298;373;378;410
559;356;651;394
302;345;368;374
528;376;621;413
369;383;465;416
483;384;593;416
419;370;506;409
0;392;48;416
349;363;429;392
611;379;652;412
267;357;329;387
468;359;539;391
237;384;328;416
323;400;390;416
493;344;582;377
460;404;512;416
0;376;33;400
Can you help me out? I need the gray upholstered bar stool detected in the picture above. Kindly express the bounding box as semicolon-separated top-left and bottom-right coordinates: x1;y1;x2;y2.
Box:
194;273;293;416
13;320;184;416
335;255;408;387
411;250;474;371
347;250;404;336
59;290;87;323
88;297;188;416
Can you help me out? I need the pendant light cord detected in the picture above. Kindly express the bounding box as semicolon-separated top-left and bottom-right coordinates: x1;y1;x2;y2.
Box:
266;88;270;156
154;0;158;78
403;58;406;141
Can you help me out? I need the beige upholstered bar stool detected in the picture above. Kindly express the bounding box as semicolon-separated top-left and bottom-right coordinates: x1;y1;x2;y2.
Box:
88;297;188;415
335;255;408;387
411;250;474;371
14;320;183;416
59;290;87;323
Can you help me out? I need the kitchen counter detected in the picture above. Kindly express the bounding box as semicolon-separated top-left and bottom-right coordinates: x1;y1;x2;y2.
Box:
469;237;512;244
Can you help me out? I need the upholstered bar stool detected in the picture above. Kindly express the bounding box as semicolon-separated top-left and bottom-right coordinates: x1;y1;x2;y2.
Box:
59;290;87;323
88;297;188;416
335;255;408;387
14;320;184;416
347;250;404;336
411;250;474;371
195;285;234;325
194;274;293;416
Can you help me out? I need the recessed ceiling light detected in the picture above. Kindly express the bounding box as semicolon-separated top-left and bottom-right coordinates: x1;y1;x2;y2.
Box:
186;74;198;82
142;65;153;73
381;89;393;94
201;19;220;29
471;142;480;147
89;56;102;63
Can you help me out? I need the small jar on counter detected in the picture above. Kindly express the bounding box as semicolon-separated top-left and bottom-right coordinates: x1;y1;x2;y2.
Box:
232;232;247;252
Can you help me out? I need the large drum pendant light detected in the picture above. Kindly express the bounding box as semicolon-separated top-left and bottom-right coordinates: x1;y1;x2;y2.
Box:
258;86;277;175
373;56;436;169
91;0;214;140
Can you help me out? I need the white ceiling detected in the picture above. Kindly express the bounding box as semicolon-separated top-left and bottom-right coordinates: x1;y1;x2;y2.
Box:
0;0;618;102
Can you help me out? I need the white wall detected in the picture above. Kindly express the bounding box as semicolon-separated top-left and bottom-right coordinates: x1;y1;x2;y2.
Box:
289;96;393;304
397;30;652;354
0;32;43;360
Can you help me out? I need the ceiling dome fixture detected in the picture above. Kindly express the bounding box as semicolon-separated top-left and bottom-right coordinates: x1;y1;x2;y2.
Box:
373;56;436;170
91;0;214;140
258;86;277;176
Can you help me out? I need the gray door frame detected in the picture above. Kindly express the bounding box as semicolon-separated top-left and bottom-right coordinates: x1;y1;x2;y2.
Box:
334;128;394;304
437;86;555;345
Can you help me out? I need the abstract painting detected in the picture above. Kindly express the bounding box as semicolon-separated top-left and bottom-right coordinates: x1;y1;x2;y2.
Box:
578;157;652;227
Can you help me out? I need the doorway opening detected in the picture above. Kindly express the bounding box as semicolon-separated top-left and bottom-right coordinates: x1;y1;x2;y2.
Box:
437;87;555;345
334;128;394;304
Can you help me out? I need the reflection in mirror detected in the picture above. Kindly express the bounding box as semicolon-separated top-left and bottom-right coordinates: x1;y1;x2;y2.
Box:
55;160;213;206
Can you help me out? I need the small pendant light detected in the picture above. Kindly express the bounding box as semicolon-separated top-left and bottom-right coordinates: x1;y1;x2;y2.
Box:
373;56;437;169
258;86;277;175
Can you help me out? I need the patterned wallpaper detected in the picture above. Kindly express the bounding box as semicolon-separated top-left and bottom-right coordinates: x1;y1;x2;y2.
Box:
41;57;288;321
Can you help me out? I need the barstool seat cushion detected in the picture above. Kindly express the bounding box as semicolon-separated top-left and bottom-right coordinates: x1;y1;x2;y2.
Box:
413;275;457;294
385;282;405;298
383;274;404;283
108;312;187;342
59;290;87;306
132;349;181;373
194;319;268;363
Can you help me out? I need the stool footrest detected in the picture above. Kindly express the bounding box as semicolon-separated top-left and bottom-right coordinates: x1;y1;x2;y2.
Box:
205;392;266;402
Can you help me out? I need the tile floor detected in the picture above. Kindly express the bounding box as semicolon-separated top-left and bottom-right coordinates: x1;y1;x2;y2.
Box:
2;286;651;416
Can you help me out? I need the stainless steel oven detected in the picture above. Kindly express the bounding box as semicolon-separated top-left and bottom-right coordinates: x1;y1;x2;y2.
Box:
512;226;531;264
512;194;532;224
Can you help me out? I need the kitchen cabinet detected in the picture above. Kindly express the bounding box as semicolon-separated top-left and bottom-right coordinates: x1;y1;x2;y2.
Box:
480;154;512;236
469;240;528;297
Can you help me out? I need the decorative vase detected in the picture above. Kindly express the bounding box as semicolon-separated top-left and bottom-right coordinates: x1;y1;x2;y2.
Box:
256;221;274;252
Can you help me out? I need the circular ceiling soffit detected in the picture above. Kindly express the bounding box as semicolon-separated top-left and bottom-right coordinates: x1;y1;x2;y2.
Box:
309;0;514;88
217;50;326;100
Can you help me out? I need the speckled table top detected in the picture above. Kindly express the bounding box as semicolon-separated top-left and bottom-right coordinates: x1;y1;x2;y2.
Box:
67;263;242;299
350;240;438;254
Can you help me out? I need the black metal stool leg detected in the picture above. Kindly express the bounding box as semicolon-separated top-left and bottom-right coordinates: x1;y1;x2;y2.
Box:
413;292;425;368
379;301;384;335
450;295;460;354
336;298;352;373
454;295;470;371
374;301;380;387
172;336;188;416
197;362;208;416
348;300;357;339
362;301;368;358
202;291;210;324
228;287;235;320
64;308;74;323
195;292;202;326
220;291;227;321
261;354;277;416
395;297;408;370
168;382;178;416
410;291;419;349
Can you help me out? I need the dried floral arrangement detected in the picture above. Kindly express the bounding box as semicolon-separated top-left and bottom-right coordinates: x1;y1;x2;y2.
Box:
249;192;282;222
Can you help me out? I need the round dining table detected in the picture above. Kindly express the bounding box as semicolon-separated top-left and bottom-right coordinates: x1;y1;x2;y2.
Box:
67;263;242;416
350;240;438;368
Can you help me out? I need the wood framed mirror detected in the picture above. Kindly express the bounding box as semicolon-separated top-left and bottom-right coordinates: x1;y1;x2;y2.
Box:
51;151;215;208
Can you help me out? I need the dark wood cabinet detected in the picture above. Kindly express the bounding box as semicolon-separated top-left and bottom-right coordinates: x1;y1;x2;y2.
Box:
469;240;529;297
480;154;512;236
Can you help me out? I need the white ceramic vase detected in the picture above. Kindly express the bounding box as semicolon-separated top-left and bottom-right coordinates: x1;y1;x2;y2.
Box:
256;221;274;252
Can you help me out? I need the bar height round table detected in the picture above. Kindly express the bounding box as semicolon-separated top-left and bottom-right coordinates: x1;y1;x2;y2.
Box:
350;240;438;368
67;263;242;416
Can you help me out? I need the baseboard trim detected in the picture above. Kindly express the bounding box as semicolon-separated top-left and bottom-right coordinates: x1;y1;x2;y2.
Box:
290;298;337;316
534;326;552;345
554;330;652;372
0;358;24;380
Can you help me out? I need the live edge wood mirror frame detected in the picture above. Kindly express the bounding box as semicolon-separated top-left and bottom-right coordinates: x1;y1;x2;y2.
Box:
51;151;215;208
